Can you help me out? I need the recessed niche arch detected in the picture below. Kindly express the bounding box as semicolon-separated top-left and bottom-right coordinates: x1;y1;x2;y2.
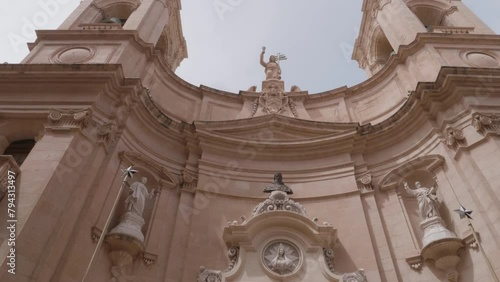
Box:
110;151;179;246
378;155;448;248
368;26;395;73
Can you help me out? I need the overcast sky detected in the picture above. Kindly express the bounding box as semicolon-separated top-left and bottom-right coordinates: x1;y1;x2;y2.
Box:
1;0;499;94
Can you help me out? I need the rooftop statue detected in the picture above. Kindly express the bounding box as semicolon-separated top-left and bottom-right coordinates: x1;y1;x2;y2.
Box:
260;47;282;80
263;172;293;194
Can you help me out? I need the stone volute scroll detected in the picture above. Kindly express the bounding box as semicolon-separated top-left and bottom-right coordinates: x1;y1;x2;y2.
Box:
197;173;368;282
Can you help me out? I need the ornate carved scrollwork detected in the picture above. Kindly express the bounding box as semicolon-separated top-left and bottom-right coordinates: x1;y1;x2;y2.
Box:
225;246;240;271
259;80;289;115
444;127;465;150
472;112;500;133
252;191;308;217
197;266;222;282
356;174;373;192
342;270;368;282
48;108;93;129
181;170;198;191
323;248;338;274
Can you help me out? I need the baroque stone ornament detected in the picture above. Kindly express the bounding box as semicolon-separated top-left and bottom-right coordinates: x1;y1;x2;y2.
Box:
47;108;92;129
342;270;368;282
263;241;301;276
472;112;500;132
197;266;222;282
356;174;373;192
225;246;240;271
259;80;289;115
253;191;307;217
444;127;465;150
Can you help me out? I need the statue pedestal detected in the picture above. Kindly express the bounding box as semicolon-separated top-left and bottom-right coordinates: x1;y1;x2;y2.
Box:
420;217;457;247
420;217;465;282
105;212;146;282
262;79;284;92
109;211;146;242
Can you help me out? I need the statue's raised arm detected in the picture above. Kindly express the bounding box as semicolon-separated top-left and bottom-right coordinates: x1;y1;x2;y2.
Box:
403;182;416;196
260;46;267;68
259;46;282;80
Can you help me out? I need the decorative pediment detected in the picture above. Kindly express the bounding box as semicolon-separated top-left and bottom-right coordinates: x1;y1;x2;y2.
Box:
195;114;358;142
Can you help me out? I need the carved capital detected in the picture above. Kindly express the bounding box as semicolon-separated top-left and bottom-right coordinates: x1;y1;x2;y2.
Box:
444;127;465;150
472;112;500;133
47;108;93;130
181;170;198;190
356;174;373;192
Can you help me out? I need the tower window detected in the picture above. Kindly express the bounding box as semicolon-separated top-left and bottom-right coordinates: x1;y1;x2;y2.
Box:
411;6;448;29
96;3;137;26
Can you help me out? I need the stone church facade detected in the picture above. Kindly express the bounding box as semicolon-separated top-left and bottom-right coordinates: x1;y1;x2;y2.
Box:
1;0;500;281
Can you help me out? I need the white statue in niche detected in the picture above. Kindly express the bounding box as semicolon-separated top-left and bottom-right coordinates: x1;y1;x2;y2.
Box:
125;177;156;218
404;181;440;220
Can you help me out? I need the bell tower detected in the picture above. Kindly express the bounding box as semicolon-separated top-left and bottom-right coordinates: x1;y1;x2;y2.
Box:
22;0;187;74
353;0;496;77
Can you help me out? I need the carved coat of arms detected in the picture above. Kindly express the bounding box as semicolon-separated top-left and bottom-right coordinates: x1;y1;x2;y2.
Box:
259;82;288;114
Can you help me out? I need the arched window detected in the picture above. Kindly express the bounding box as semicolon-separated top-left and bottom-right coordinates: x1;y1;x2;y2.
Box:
374;33;395;65
98;3;137;26
411;5;448;30
3;139;36;166
367;26;395;74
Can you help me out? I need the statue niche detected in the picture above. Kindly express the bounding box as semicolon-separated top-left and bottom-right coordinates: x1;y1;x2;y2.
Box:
400;171;464;282
105;175;158;282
